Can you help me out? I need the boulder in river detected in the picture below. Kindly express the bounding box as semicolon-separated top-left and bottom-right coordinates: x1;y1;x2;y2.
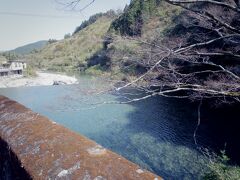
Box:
53;81;67;85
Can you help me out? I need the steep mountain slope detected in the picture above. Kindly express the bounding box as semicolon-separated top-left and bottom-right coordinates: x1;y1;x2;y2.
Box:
25;2;179;75
108;0;240;106
95;0;181;79
9;40;48;55
111;0;180;37
26;13;116;72
74;10;116;35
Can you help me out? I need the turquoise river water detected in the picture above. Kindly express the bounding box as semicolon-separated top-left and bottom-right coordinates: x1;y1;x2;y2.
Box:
1;76;238;179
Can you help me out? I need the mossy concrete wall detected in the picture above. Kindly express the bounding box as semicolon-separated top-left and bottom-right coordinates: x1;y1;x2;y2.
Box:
0;96;161;180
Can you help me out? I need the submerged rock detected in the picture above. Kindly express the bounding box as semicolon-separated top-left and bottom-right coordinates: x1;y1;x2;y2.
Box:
53;81;67;85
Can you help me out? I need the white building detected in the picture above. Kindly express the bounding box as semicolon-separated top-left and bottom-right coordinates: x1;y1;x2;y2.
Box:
0;60;27;77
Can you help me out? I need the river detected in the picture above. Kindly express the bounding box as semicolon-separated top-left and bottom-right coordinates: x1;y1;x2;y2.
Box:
0;76;239;179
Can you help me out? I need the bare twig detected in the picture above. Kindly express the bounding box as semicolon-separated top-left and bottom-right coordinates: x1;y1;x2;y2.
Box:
194;98;203;146
166;0;240;12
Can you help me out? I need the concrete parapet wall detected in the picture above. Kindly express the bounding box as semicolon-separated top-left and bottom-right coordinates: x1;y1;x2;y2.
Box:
0;96;161;180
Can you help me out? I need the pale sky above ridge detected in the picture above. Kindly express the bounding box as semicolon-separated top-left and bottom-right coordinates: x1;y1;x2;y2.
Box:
0;0;130;51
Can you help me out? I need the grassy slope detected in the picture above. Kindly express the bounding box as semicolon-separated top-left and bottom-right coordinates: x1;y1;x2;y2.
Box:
141;1;181;39
26;16;113;72
25;1;180;75
24;0;181;77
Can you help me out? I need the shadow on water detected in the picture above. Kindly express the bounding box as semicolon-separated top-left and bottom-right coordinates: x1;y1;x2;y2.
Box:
199;101;240;164
89;89;240;179
96;94;206;179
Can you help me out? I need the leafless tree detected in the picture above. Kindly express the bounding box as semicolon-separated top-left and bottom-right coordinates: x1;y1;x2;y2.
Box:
55;0;239;150
51;0;240;159
56;0;240;104
111;0;240;104
55;0;95;11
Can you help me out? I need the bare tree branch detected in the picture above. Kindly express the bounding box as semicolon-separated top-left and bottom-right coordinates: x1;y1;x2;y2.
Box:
55;0;95;11
194;98;203;146
174;34;240;53
166;0;240;12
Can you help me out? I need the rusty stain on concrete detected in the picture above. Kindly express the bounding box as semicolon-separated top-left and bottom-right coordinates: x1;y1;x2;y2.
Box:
0;96;162;179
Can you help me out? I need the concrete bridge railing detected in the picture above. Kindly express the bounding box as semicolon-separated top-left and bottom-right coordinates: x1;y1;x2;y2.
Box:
0;96;162;180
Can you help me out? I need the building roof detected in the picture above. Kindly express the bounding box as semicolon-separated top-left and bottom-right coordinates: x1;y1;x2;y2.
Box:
9;60;26;63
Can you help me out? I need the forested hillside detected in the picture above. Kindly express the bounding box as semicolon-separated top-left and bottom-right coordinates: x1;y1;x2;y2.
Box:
111;0;165;36
25;11;117;73
25;0;239;104
24;1;180;75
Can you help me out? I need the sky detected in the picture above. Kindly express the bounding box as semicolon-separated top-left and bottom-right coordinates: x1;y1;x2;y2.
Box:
0;0;130;51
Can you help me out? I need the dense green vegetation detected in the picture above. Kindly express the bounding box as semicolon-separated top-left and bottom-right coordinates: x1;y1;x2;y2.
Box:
20;0;180;76
0;52;22;61
17;1;180;77
25;12;114;73
74;10;117;34
111;0;161;36
103;0;181;80
204;152;240;180
23;65;37;77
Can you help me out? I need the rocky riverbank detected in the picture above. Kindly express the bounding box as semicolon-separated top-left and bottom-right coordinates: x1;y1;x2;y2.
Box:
0;72;78;88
